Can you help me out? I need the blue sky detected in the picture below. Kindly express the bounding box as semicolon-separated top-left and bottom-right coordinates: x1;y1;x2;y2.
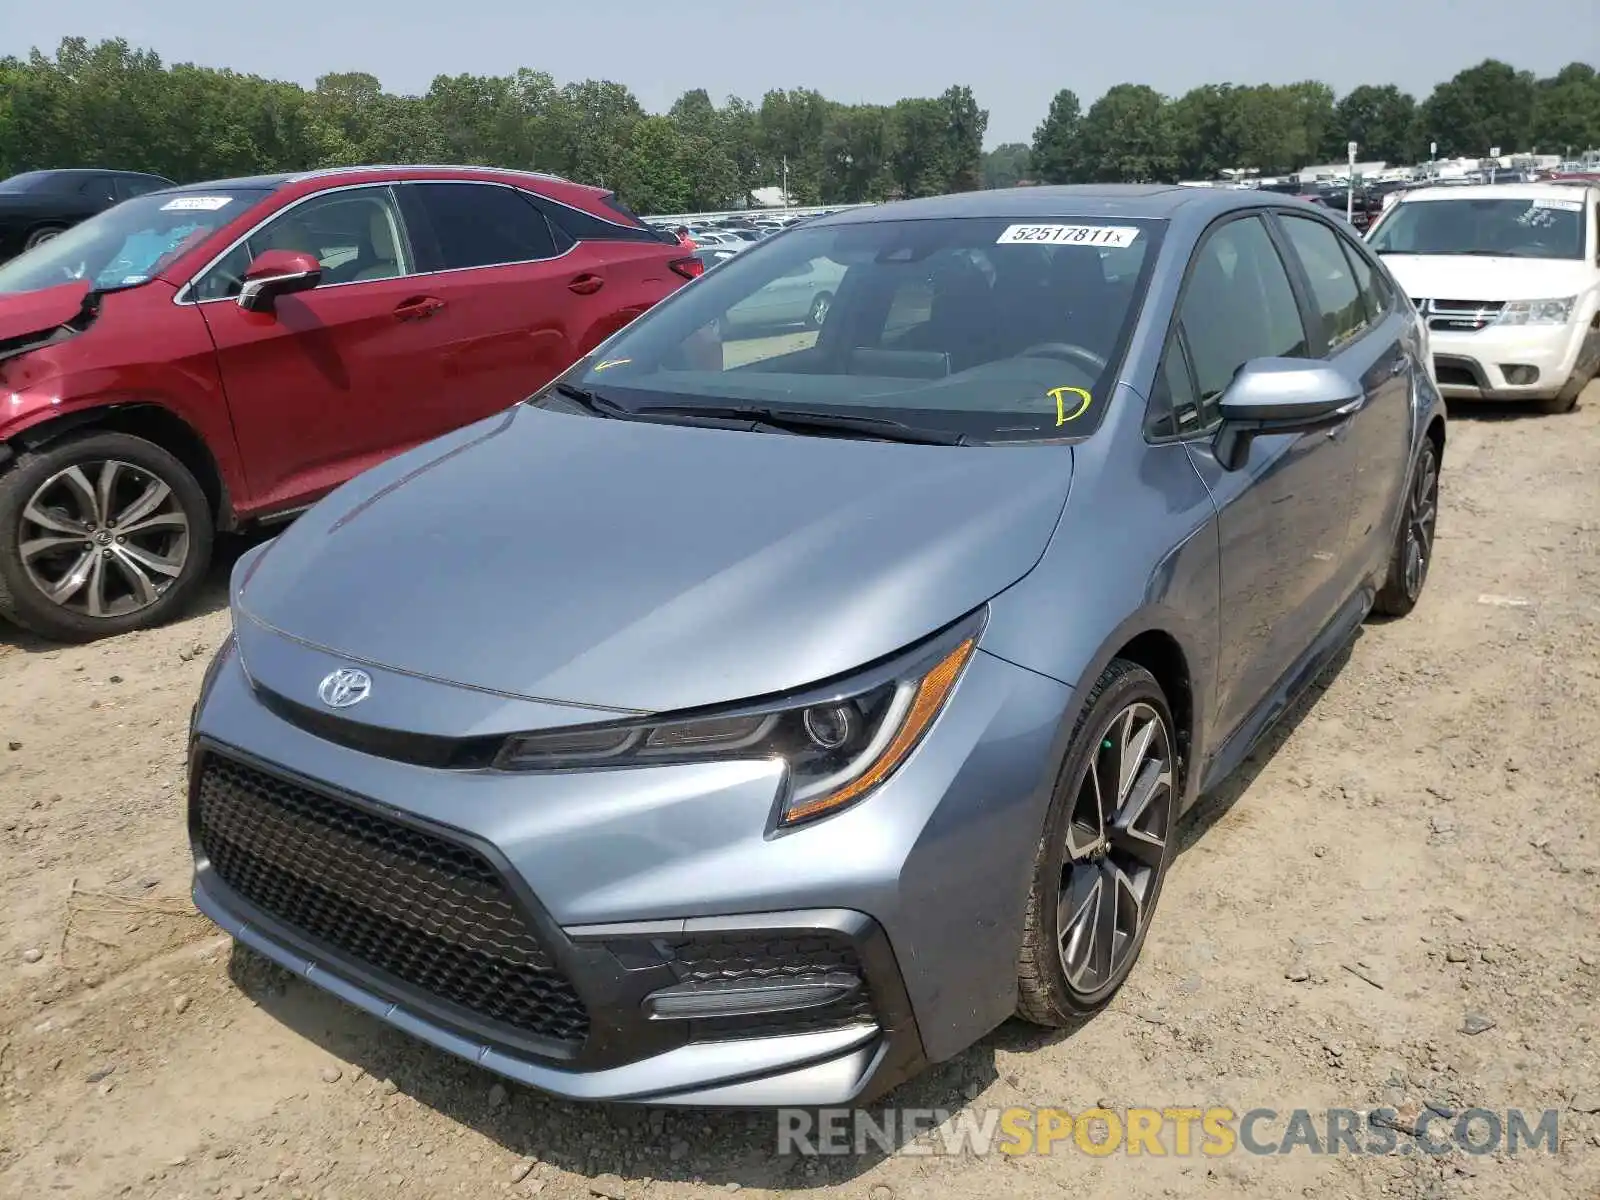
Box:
9;0;1598;146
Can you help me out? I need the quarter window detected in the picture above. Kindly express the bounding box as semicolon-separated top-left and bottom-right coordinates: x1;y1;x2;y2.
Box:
1278;213;1372;350
1178;216;1309;407
409;183;558;270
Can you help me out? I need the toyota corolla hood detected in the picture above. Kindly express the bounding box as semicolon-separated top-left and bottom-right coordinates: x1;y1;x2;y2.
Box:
236;405;1074;714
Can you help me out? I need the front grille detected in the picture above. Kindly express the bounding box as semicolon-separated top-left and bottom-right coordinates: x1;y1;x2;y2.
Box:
194;753;589;1045
660;932;877;1039
1425;299;1504;333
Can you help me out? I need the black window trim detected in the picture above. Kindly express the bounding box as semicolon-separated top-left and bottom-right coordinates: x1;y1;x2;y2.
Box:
396;179;564;274
1144;209;1317;445
1266;207;1378;359
183;182;420;304
176;179;580;306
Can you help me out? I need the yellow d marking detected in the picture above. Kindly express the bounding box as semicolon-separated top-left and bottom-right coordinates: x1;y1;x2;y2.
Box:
1049;386;1092;425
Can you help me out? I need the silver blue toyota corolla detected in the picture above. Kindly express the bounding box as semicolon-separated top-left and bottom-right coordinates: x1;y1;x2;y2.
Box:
189;185;1444;1107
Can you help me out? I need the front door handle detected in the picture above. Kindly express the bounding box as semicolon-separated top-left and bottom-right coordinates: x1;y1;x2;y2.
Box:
568;273;605;296
394;296;445;321
1389;355;1411;378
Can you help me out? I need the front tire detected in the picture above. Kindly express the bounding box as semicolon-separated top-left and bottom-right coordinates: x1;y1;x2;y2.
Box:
1372;436;1439;618
1535;364;1590;415
23;225;66;251
1016;660;1179;1025
0;431;214;642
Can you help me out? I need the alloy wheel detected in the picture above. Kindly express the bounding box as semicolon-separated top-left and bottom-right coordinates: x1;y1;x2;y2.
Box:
1403;445;1439;600
1057;701;1174;995
19;459;192;619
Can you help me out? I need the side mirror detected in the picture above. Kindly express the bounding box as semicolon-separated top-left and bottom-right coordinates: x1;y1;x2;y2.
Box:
1213;357;1364;471
238;250;322;312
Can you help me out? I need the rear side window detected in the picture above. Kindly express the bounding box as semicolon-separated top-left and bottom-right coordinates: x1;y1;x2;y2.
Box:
78;176;116;205
1278;213;1369;352
529;192;667;245
1179;215;1308;403
408;182;558;270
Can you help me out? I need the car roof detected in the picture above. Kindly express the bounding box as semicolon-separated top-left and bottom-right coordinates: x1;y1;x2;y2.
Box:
1396;182;1597;203
812;184;1272;226
151;164;578;196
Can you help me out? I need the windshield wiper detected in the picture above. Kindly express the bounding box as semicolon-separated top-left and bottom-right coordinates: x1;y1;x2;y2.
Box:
636;403;968;446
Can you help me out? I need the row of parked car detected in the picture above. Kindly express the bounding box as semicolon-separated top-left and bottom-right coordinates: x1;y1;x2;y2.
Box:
4;158;1598;1112
0;166;1596;648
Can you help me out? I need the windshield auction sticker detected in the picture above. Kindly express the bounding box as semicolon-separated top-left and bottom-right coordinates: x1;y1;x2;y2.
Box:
160;196;233;211
1530;198;1582;211
1048;386;1093;425
997;224;1140;247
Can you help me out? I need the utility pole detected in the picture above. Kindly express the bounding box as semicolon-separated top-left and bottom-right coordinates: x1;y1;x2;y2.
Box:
782;155;789;213
1346;141;1357;224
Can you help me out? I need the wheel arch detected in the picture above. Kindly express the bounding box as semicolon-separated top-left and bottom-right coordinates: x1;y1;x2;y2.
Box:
1045;612;1206;813
6;403;233;528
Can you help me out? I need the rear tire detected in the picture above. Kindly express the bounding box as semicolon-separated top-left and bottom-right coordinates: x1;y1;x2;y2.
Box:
23;225;66;251
1016;660;1179;1025
1373;436;1440;618
0;431;213;642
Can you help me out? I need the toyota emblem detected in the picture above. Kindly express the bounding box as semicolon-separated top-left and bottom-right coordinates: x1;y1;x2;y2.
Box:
318;667;372;708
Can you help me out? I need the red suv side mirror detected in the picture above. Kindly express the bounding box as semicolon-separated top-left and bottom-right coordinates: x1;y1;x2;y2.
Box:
238;250;323;313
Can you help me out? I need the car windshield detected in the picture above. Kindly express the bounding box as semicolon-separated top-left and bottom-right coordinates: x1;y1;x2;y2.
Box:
1368;195;1586;259
547;215;1164;443
0;187;270;296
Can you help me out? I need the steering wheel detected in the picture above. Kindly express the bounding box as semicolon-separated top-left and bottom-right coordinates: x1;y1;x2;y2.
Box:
1017;341;1108;373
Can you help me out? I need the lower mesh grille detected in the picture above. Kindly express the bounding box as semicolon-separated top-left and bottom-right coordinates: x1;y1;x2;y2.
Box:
193;752;589;1045
661;932;877;1038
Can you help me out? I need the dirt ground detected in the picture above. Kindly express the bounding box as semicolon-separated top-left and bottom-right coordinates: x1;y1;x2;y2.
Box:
2;387;1598;1200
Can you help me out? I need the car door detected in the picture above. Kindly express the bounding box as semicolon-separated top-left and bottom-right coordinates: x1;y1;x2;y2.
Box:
392;180;595;434
1163;214;1358;743
194;183;451;513
1274;210;1414;581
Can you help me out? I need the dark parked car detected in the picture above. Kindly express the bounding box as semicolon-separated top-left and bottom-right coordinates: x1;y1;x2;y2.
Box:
189;184;1445;1106
0;169;175;259
0;165;700;641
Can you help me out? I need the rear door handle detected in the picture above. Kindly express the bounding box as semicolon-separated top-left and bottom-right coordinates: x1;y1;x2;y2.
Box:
568;273;605;296
394;296;445;321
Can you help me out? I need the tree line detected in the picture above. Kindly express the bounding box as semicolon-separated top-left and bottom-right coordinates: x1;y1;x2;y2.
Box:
1;39;1596;216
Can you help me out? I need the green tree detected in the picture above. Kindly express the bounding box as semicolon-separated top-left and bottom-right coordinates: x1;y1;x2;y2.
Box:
1530;63;1600;154
1030;89;1082;183
1076;84;1177;182
1335;84;1419;163
938;85;988;192
616;116;689;212
1421;59;1537;156
820;104;896;203
982;142;1031;188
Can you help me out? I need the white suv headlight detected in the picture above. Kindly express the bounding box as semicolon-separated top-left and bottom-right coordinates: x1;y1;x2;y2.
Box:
1495;297;1576;326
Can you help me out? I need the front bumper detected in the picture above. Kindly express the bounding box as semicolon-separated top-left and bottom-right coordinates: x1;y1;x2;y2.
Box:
187;634;1071;1105
1428;322;1585;400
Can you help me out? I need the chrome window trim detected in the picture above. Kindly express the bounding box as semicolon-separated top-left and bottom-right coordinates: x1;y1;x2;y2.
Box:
174;178;592;307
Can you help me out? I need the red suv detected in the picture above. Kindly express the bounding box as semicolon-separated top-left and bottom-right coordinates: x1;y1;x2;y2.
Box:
0;166;699;641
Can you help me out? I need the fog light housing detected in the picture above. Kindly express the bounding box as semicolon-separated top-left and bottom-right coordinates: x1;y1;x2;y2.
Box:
1500;364;1540;386
643;973;863;1020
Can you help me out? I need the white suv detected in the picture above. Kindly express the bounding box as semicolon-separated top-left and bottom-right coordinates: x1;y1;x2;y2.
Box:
1366;182;1600;413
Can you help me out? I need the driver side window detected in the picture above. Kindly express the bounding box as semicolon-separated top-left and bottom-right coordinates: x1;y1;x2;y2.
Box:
191;187;413;302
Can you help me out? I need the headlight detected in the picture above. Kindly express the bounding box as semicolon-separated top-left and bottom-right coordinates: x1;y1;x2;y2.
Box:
1495;296;1576;326
494;614;983;827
